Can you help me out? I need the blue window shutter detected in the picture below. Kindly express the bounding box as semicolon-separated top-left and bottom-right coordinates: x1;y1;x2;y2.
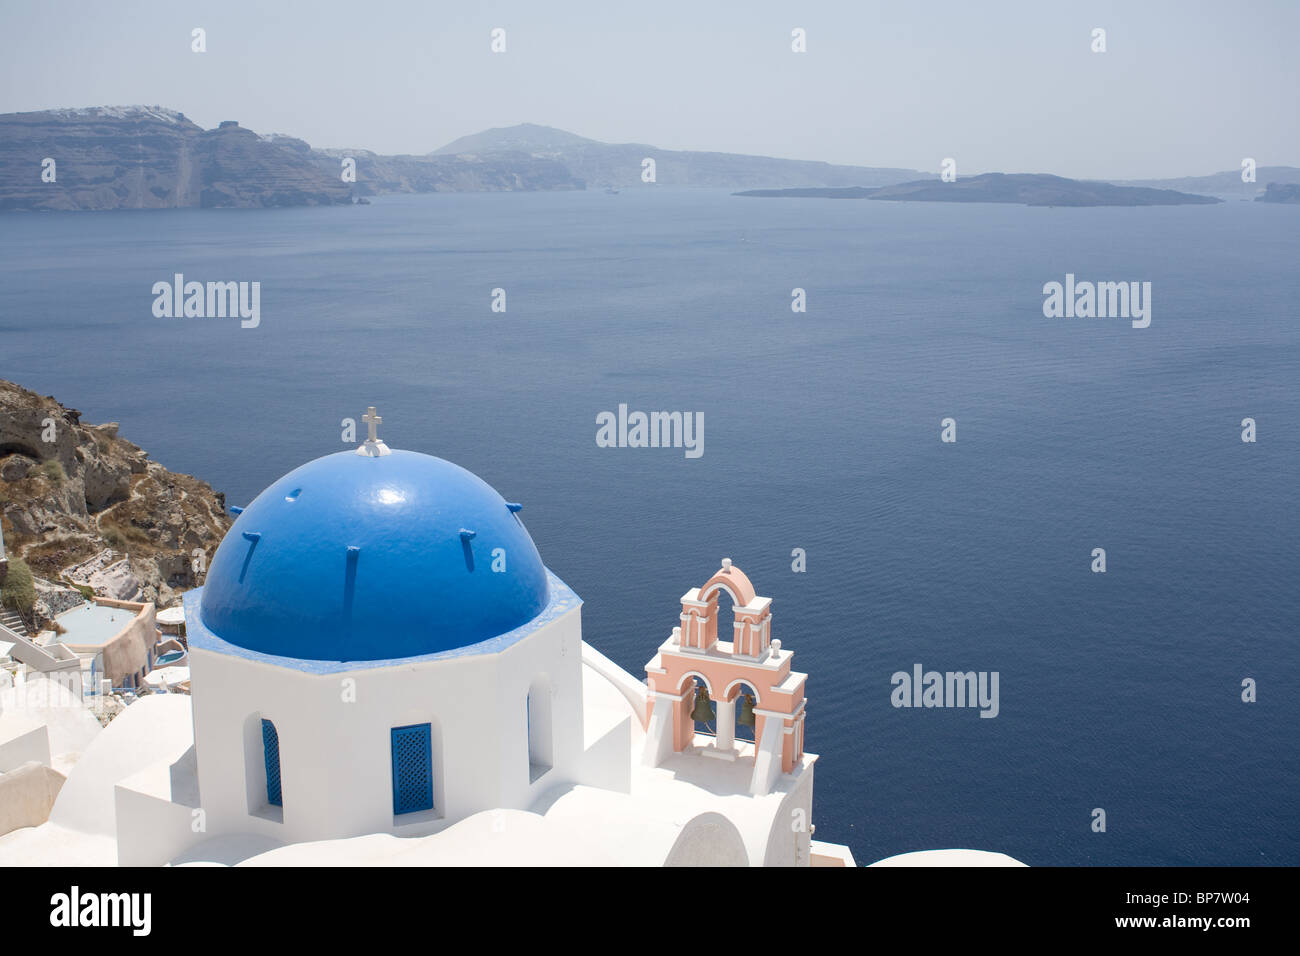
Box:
391;723;433;815
262;719;282;807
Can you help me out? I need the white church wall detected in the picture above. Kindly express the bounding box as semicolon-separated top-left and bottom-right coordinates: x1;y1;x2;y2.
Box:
577;710;631;795
573;650;637;794
114;768;200;866
760;762;815;867
188;605;586;846
189;649;287;843
493;607;584;811
580;641;648;726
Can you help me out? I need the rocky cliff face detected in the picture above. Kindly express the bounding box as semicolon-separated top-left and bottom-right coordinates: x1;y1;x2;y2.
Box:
0;107;203;211
0;108;586;210
198;122;350;207
0;379;232;623
0;107;348;211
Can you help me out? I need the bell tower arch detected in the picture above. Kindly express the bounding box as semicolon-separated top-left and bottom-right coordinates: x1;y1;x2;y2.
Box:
643;559;808;795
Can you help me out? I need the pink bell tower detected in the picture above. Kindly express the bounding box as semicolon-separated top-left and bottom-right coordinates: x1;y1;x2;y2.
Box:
642;559;807;795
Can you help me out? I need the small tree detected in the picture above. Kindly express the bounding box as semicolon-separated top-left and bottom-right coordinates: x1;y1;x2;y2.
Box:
1;556;36;623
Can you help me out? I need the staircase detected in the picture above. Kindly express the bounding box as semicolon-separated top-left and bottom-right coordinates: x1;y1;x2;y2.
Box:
0;609;28;638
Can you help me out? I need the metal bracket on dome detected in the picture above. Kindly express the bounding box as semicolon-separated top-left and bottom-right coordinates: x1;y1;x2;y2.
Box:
459;529;476;572
238;531;261;584
343;546;361;622
505;502;523;513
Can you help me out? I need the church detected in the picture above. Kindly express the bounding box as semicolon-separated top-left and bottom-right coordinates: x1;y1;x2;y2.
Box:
0;409;862;866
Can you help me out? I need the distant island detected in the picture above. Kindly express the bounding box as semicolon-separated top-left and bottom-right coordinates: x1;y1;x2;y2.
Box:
1256;182;1300;203
730;186;880;199
736;173;1222;207
1;107;1294;212
1116;167;1300;200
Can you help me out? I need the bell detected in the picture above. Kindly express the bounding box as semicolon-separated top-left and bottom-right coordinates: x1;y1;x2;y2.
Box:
737;694;756;727
689;687;715;724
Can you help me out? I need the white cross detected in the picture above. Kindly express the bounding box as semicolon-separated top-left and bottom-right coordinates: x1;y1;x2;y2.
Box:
362;407;382;444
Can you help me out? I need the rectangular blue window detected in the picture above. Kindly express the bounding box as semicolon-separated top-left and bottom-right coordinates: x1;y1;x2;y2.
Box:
391;723;433;815
261;719;282;807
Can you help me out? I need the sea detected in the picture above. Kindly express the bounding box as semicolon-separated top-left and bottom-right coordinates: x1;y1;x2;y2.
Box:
1;188;1296;866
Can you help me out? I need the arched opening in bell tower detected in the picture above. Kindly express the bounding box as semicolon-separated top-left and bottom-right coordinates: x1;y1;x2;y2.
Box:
687;674;715;738
728;680;760;746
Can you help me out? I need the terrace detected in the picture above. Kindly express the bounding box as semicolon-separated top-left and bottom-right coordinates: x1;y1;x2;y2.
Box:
46;598;158;692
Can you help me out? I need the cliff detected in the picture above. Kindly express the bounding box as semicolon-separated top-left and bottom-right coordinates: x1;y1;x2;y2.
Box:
196;122;351;207
0;107;203;211
0;107;349;211
0;379;232;625
0;108;590;210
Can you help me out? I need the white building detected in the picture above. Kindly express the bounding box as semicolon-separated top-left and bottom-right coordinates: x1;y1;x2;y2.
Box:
0;411;862;866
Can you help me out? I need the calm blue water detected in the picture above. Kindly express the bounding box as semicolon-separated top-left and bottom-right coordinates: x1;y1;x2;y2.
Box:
1;190;1296;866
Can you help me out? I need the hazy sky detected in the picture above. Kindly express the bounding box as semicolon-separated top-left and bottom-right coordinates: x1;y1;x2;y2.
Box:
1;0;1296;179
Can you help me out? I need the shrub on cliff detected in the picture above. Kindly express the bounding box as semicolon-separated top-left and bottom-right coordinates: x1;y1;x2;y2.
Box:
62;578;95;600
37;460;65;485
1;556;36;618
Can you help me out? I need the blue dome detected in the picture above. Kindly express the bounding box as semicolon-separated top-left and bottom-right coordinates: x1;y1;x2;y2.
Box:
198;450;550;662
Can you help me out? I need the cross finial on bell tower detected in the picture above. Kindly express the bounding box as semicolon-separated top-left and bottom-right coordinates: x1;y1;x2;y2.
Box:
356;406;392;457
